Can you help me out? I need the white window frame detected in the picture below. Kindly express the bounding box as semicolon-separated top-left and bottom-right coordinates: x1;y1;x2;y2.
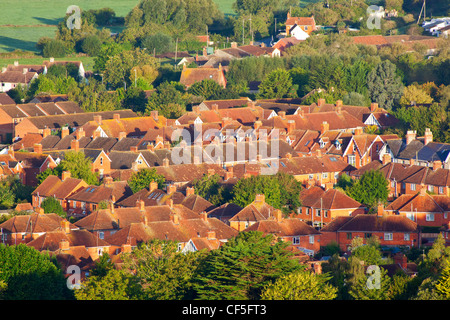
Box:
293;236;300;245
309;235;314;244
426;213;435;221
384;233;393;241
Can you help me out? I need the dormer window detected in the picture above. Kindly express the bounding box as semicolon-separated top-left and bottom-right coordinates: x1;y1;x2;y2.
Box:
335;141;341;150
319;140;326;148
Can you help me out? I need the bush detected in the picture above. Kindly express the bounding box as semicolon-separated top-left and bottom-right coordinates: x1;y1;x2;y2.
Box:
81;35;102;56
43;39;66;58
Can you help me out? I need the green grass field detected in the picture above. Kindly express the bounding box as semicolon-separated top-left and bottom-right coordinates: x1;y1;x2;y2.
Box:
0;0;317;62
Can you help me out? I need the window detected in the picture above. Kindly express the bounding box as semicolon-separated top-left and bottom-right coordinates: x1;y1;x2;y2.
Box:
348;155;356;166
100;157;103;165
324;210;328;218
406;212;414;221
308;174;314;180
316;209;321;217
346;233;352;240
293;236;300;245
322;173;328;179
439;187;444;194
410;183;416;191
384;233;393;241
404;233;410;241
391;181;395;188
428;185;433;192
309;235;314;244
98;232;104;239
426;213;435;221
364;233;372;239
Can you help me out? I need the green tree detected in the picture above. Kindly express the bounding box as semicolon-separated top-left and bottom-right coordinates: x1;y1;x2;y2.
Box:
81;35;102;56
399;84;434;107
59;151;100;185
187;79;238;100
103;48;159;89
141;32;174;55
40;196;65;218
367;60;404;110
231;175;282;209
261;270;338;300
231;173;302;214
257;69;295;99
0;244;70;300
122;239;203;300
351;236;383;266
434;264;450;299
348;265;392;300
192;173;231;206
193;231;302;300
128;168;166;193
0;180;15;209
43;39;67;58
346;170;389;209
75;269;136;300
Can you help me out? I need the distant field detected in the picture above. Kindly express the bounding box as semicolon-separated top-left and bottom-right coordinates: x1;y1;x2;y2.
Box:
0;55;95;72
0;0;319;54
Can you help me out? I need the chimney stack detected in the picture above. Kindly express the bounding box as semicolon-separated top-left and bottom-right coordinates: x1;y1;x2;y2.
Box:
61;127;69;139
370;102;378;112
94;115;102;125
168;184;176;194
382;153;391;165
207;230;216;240
225;167;234;180
163;158;170;167
320;121;329;134
61;220;71;233
113;113;120;121
433;160;442;171
200;211;208;222
136;199;145;212
186;186;195;196
287;120;295;134
71;139;79;152
149;180;158;192
43;127;51;138
59;239;69;251
317;98;326;107
254;194;265;203
61;171;71;181
377;203;384;216
75;128;85;140
424;128;433;145
274;209;283;222
33;143;42;154
406;130;416;145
